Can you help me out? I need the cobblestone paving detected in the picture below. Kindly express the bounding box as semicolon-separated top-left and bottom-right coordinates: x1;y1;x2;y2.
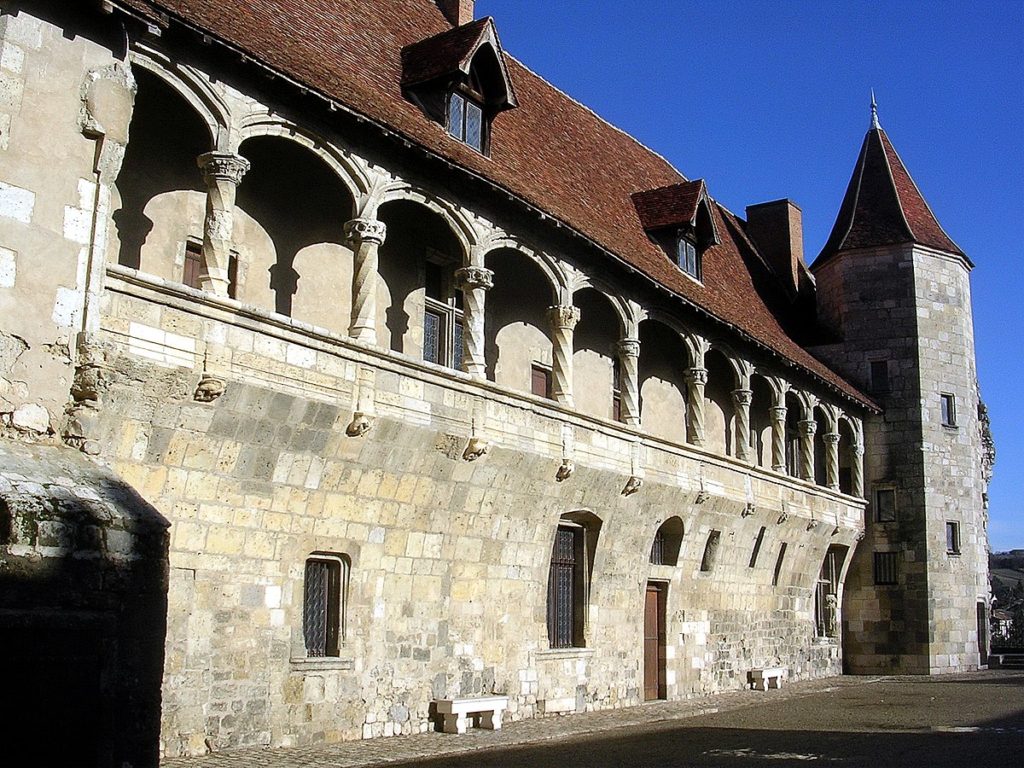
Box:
161;675;878;767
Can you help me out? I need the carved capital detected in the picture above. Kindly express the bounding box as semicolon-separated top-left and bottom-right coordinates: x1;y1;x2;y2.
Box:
823;432;841;445
732;388;753;407
197;151;250;185
455;266;494;291
853;443;865;457
685;367;708;386
547;304;580;330
344;216;387;246
616;338;640;359
770;405;787;422
798;419;817;437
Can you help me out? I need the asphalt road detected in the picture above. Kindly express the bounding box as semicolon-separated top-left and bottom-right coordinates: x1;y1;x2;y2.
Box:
381;672;1024;768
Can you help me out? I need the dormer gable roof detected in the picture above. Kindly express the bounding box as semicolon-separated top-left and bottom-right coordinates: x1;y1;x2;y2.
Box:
402;16;517;110
631;180;719;244
815;122;966;268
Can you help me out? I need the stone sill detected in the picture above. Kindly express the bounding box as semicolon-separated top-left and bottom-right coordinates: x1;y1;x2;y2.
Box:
534;647;595;661
289;657;355;672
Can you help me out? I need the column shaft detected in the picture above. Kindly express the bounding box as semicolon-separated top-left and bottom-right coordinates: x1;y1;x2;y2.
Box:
733;388;753;462
547;305;580;406
616;338;641;426
456;266;493;378
851;444;865;498
823;432;841;490
685;367;708;447
198;152;250;297
798;419;817;482
344;217;387;344
770;405;787;473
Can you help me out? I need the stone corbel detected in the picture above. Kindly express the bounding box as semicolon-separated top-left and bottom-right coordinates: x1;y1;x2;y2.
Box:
742;502;755;518
463;436;489;461
777;504;789;525
855;528;866;542
556;423;575;481
346;411;373;437
194;375;226;403
622;475;643;496
556;459;575;482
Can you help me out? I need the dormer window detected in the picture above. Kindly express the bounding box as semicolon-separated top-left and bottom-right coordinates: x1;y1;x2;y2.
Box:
402;17;518;157
677;233;700;280
631;179;719;283
448;91;485;152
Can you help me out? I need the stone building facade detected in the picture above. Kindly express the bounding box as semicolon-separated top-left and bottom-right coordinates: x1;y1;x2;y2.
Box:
0;1;990;764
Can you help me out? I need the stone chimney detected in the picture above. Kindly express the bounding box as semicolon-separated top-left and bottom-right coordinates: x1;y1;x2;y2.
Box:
745;199;805;296
437;0;475;26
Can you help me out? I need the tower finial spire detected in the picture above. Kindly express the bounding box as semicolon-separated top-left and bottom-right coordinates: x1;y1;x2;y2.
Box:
870;89;880;130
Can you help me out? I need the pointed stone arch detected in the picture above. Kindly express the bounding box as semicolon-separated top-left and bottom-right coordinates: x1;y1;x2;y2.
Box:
128;52;227;148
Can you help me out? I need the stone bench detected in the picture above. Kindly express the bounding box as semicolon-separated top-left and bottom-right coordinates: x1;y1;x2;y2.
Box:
749;667;786;691
435;695;510;734
992;653;1024;668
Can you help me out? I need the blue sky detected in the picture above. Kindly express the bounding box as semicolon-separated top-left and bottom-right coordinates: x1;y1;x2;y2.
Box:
476;0;1024;550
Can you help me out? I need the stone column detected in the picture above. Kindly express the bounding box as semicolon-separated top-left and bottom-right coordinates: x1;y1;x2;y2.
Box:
616;338;641;426
770;405;787;473
732;388;753;462
547;304;580;406
455;266;493;378
798;419;817;482
823;432;841;490
851;443;865;498
685;367;708;447
197;152;250;297
344;216;387;344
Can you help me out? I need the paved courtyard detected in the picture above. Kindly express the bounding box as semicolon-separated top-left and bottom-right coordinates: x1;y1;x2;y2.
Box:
161;670;1024;767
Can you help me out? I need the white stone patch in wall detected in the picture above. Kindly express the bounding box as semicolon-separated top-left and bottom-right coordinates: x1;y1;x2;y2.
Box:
0;180;33;223
269;609;285;627
286;343;315;368
0;113;10;150
0;71;23;110
264;585;282;609
0;14;44;49
63;205;92;245
304;455;325;489
127;321;196;368
0;246;15;287
51;286;82;328
0;42;24;74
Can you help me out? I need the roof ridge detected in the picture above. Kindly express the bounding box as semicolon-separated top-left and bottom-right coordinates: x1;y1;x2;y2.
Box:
504;52;690;187
875;128;916;241
878;129;966;258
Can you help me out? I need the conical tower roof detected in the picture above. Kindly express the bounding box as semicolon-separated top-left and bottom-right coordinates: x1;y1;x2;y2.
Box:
814;101;966;268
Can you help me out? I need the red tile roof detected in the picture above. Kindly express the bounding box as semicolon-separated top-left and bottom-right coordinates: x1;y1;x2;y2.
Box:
815;127;965;266
108;0;875;408
631;181;708;232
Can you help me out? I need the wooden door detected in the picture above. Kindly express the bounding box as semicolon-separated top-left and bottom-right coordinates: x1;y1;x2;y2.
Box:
643;583;666;700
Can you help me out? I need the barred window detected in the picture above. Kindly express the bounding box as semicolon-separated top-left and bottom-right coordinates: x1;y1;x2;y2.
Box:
303;554;348;657
650;517;683;566
815;545;847;637
546;512;601;649
873;551;898;586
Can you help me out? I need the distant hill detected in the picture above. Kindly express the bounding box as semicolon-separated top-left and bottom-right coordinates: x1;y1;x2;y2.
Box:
991;551;1024;607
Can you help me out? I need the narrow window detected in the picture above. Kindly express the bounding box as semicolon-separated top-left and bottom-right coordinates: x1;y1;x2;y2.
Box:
772;542;788;587
875;488;897;523
676;235;700;280
531;364;552;399
748;526;766;568
183;240;204;290
700;529;721;572
650;528;665;565
611;357;623;422
546;518;598;649
303;555;347;657
940;393;957;427
423;261;464;369
650;517;683;567
946;522;961;555
815;546;846;638
869;360;890;393
873;551;898;585
182;239;237;298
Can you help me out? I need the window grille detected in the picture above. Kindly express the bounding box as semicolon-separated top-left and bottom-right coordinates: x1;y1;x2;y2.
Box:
547;526;579;648
873;551;898;585
303;556;344;657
